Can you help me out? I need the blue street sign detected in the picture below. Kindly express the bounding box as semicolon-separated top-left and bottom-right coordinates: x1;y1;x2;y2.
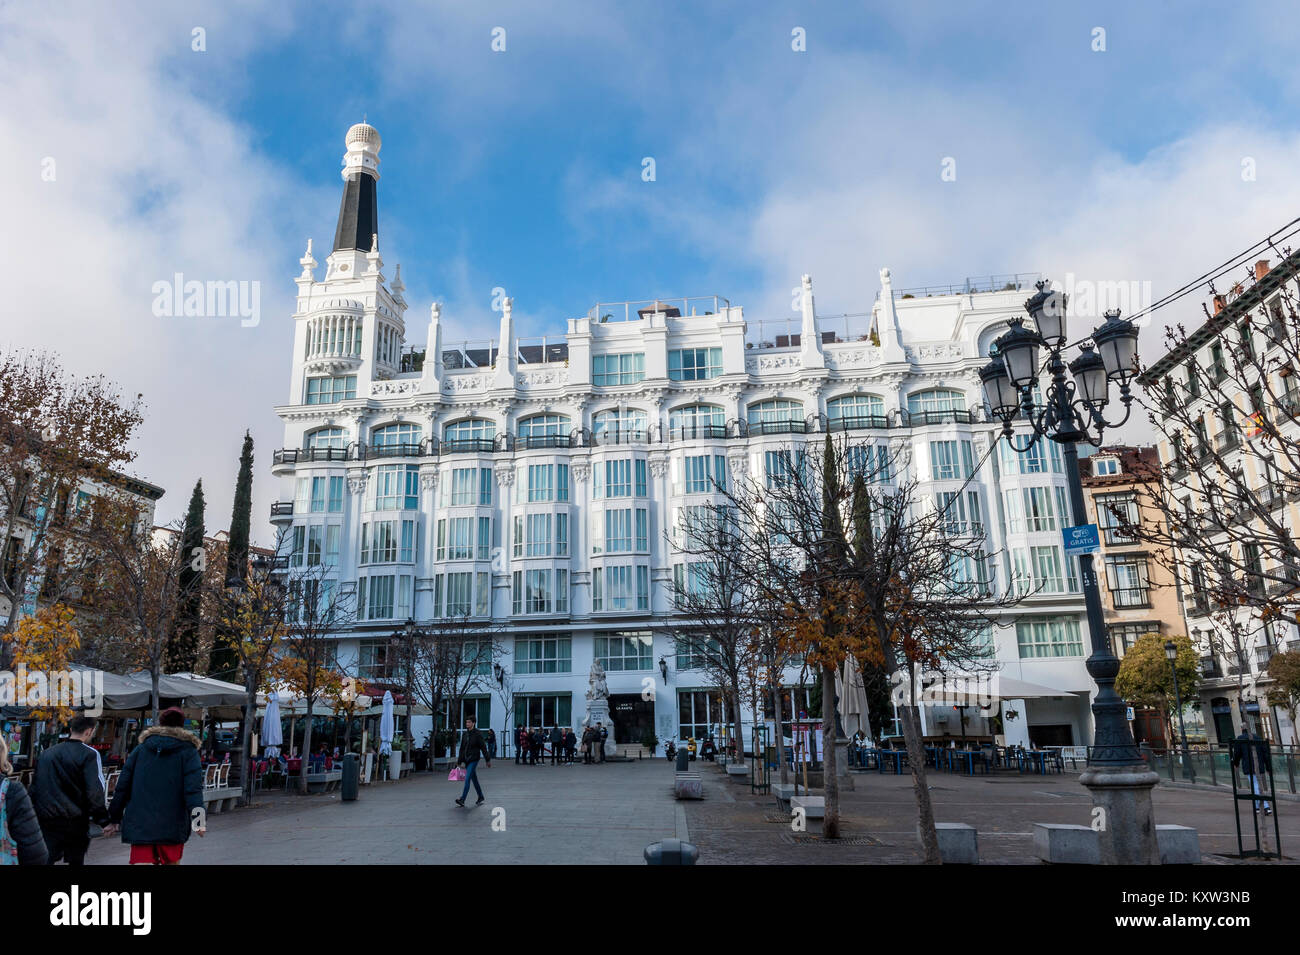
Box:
1062;523;1100;556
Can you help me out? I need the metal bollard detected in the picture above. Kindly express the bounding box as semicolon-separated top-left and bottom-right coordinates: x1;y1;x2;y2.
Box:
675;749;690;772
342;752;360;801
644;838;699;865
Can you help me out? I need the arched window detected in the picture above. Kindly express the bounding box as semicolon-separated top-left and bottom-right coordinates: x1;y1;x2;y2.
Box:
592;408;648;443
826;394;885;430
906;389;965;414
443;418;496;452
518;413;572;449
746;399;804;435
668;404;725;439
370;423;422;453
906;389;969;424
304;427;346;450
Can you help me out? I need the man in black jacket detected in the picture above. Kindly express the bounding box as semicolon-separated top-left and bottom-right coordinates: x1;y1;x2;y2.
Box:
549;726;563;766
597;722;608;763
564;727;577;764
31;716;115;865
454;716;490;807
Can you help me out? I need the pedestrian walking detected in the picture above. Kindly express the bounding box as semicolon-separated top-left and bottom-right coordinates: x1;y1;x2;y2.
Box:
564;727;577;764
549;726;563;766
0;733;47;865
1231;728;1274;814
454;716;491;807
486;728;497;760
515;726;528;765
31;716;114;865
108;707;205;865
530;727;543;765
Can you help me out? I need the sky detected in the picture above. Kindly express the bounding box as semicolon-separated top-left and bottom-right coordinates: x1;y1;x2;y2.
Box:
3;0;1300;541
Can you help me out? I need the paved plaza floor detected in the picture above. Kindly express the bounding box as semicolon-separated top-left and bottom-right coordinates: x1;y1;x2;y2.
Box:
80;758;1297;865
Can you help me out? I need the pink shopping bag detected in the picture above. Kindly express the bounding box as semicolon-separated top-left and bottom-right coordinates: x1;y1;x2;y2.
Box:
448;766;465;781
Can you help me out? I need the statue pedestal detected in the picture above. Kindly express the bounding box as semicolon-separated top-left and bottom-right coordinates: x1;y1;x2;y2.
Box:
586;697;617;759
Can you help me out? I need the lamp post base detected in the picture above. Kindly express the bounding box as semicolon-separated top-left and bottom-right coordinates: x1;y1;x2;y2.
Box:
1079;763;1161;864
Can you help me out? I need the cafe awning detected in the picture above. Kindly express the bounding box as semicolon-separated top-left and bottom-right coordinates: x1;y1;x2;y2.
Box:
923;674;1080;705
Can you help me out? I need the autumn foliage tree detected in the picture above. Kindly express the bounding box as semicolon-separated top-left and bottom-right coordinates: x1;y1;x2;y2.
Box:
1115;633;1202;748
0;349;144;664
2;604;81;722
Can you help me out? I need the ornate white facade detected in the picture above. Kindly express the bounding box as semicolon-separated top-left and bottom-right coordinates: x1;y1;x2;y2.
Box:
268;124;1098;752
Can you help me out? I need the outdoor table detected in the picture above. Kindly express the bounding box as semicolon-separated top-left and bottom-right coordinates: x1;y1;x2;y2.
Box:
949;750;986;776
873;749;906;774
1019;750;1049;774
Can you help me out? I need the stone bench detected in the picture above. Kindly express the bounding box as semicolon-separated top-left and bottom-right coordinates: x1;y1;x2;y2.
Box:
306;769;343;793
772;782;796;811
203;787;241;813
1033;823;1100;864
790;796;825;836
928;822;978;864
1157;824;1201;864
673;772;703;800
725;762;749;781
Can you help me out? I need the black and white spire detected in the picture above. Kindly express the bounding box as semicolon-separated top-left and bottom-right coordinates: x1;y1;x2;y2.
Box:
332;122;381;253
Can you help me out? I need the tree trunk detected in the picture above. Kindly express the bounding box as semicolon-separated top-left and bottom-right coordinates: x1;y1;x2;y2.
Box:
240;683;256;802
772;684;789;786
150;671;161;723
821;663;840;838
298;698;315;794
900;703;941;863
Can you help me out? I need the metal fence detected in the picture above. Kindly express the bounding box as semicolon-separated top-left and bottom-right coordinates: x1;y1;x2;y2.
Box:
1143;743;1299;793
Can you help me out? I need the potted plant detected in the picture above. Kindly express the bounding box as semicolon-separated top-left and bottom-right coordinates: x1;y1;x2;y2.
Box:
641;731;659;756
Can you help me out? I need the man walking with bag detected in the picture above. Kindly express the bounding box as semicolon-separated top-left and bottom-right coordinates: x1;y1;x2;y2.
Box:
454;716;490;807
31;716;115;865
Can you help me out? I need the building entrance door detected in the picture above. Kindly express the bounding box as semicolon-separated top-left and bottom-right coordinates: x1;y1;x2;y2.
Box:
608;694;655;745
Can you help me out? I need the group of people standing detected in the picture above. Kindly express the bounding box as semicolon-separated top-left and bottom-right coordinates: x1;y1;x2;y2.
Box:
513;723;608;765
0;710;205;866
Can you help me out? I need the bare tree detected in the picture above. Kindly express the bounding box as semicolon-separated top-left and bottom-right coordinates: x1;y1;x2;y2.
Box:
280;562;355;792
398;612;503;751
1128;248;1300;737
703;432;1011;857
0;349;144;662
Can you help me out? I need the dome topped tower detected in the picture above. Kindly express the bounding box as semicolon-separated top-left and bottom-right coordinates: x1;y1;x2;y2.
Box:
333;121;381;253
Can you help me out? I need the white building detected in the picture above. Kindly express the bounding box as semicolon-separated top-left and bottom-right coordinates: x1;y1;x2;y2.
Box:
268;123;1098;753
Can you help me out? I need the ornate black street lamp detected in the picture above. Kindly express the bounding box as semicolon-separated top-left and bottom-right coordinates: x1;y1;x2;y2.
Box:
659;657;669;684
981;281;1159;864
1165;640;1195;781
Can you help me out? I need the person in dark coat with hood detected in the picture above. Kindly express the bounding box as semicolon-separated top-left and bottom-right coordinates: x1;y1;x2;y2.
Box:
1;734;47;865
109;707;205;865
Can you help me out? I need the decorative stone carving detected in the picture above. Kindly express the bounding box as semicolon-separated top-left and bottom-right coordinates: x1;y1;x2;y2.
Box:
346;473;368;495
370;378;420;397
904;343;965;362
419;470;439;491
825;347;884;370
570;462;591;482
442;373;491;394
746;353;802;374
517;368;569;388
496;468;516;487
648;457;669;479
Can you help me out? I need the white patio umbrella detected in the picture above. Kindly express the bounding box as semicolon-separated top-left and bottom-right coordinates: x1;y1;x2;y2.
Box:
262;693;283;759
838;658;873;740
379;690;394;756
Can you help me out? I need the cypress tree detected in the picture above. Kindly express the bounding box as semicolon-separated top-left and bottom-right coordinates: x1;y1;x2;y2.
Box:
167;479;205;672
226;431;254;587
209;432;253;678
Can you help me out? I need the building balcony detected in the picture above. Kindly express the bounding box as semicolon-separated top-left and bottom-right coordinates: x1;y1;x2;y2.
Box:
1109;587;1151;609
826;413;893;433
270;502;294;521
1199;656;1223;678
273;447;349;466
668;424;729;442
1215;430;1241;454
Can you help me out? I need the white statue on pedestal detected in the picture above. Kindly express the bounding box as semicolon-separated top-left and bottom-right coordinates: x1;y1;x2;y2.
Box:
584;659;616;758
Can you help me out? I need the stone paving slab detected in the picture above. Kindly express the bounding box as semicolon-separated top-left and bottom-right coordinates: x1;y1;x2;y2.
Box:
80;759;1297;865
